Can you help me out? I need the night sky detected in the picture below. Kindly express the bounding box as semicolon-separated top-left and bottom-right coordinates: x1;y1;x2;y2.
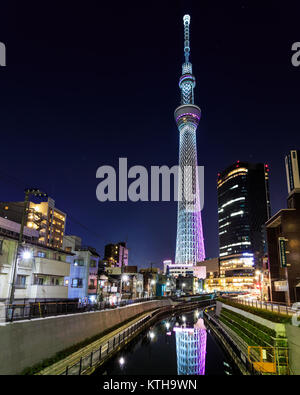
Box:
0;1;299;269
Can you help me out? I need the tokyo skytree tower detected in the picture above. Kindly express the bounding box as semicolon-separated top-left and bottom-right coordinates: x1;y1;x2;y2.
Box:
175;15;205;265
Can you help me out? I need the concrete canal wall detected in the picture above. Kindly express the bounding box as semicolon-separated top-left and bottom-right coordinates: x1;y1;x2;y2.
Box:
0;299;173;375
216;301;300;375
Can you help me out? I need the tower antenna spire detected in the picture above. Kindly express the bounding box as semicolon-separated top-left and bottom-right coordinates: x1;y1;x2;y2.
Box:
183;14;191;63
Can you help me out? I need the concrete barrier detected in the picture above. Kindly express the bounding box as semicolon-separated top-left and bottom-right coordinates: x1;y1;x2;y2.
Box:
0;299;173;374
285;324;300;375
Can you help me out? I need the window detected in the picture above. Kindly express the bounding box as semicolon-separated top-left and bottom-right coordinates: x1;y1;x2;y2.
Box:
0;239;3;254
16;275;26;287
72;278;83;288
90;259;96;268
37;251;46;258
74;259;84;266
37;277;44;285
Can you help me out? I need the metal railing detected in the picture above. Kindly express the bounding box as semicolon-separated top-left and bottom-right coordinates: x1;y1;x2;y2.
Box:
226;297;294;316
60;313;153;375
5;297;164;322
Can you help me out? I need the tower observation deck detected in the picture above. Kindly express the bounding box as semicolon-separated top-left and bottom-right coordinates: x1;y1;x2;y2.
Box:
174;14;205;265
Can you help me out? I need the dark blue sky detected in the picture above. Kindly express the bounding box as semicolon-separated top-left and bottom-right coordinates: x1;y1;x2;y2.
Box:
0;1;299;269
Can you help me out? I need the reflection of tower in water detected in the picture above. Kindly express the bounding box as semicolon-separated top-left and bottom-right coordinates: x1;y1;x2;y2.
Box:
174;318;207;375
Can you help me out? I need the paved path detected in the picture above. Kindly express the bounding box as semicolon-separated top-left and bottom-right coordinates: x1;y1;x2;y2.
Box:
38;311;153;375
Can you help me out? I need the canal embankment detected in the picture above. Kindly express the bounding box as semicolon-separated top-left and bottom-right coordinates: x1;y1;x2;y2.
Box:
41;298;215;375
0;299;173;375
205;298;300;375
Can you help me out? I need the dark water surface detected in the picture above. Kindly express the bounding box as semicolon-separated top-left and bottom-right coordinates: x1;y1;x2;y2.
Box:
93;309;240;376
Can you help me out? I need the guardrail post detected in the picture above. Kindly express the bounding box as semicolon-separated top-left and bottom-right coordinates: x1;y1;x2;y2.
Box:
66;366;69;375
99;345;102;361
79;357;82;375
90;351;93;367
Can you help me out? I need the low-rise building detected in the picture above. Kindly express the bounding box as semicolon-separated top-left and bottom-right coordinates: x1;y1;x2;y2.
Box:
0;197;66;249
63;236;100;304
0;217;71;302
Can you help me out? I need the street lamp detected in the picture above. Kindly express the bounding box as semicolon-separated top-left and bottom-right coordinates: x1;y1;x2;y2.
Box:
120;274;129;301
182;282;186;294
150;279;156;298
255;270;263;301
22;250;33;260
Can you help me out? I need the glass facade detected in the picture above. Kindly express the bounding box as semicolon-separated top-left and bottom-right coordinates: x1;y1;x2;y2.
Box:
217;162;270;278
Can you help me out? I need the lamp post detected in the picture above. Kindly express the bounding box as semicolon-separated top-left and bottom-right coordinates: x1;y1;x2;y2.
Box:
120;274;128;302
8;188;47;309
255;270;263;302
182;282;186;295
150;279;156;298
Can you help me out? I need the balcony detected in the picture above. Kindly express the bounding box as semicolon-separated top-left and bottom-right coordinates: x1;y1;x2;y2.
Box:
29;284;68;299
33;257;70;277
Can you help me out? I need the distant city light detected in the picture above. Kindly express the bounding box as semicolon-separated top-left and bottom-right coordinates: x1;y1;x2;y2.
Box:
149;331;155;339
119;357;125;366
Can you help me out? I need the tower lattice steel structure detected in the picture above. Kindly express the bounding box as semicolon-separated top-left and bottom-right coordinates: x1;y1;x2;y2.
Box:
175;15;205;265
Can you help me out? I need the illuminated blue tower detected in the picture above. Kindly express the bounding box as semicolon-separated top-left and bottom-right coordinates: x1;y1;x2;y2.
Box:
175;15;205;265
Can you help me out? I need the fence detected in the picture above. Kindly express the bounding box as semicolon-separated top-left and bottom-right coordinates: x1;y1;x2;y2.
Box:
227;297;294;316
61;313;152;375
5;297;161;322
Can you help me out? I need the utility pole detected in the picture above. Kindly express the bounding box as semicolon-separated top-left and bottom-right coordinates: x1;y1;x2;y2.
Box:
8;189;47;308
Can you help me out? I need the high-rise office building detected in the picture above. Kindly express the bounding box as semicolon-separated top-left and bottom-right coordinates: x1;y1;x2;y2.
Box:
0;197;66;249
217;162;270;284
266;150;300;304
285;150;300;194
104;242;128;267
175;15;205;267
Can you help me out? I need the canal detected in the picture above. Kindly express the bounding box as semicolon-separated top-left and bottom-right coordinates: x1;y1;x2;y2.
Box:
93;308;241;376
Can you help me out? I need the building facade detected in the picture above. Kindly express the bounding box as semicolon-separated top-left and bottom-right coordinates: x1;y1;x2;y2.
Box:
285;150;300;194
63;236;100;304
266;191;300;304
0;217;71;302
104;242;128;267
0;197;66;249
217;161;270;290
174;15;205;266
